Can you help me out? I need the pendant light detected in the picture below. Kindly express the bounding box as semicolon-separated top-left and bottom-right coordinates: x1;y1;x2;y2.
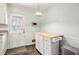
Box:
35;1;43;16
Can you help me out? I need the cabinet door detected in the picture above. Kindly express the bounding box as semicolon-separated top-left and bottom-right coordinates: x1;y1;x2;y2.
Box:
38;35;44;54
0;34;7;55
0;3;7;24
35;34;44;54
35;34;40;51
44;37;52;55
0;36;3;54
1;34;7;54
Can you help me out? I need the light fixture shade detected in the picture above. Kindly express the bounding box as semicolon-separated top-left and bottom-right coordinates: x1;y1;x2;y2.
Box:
35;11;43;16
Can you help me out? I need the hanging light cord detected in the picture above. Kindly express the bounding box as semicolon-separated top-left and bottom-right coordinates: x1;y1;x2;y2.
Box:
35;0;43;16
37;0;40;11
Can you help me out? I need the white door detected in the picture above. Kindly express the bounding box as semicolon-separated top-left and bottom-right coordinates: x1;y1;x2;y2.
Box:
8;15;26;48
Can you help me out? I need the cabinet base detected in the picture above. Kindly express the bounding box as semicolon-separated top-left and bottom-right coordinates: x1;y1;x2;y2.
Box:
35;48;42;55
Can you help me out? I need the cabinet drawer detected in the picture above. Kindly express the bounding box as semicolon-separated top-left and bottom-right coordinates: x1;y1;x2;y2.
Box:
52;37;62;42
57;37;62;40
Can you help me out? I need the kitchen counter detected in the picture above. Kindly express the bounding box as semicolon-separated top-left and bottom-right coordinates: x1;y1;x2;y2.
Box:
35;32;63;55
36;32;63;39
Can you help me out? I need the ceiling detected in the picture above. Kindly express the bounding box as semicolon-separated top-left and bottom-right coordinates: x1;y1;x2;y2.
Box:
8;3;53;11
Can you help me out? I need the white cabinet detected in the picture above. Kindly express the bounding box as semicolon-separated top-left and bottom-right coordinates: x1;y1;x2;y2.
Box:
0;3;7;24
35;32;63;55
44;37;59;55
44;37;52;55
0;36;3;54
0;33;7;55
35;34;44;54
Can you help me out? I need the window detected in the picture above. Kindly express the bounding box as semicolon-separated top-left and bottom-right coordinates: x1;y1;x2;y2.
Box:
12;16;23;29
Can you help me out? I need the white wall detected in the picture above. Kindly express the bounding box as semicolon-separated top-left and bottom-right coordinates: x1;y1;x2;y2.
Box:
41;3;79;49
7;4;41;49
5;3;79;49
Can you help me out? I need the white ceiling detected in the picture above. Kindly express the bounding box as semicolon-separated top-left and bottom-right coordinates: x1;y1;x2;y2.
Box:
8;3;53;11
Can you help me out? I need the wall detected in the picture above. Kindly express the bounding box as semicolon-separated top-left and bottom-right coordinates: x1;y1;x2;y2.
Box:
7;4;41;49
41;3;79;49
5;3;79;49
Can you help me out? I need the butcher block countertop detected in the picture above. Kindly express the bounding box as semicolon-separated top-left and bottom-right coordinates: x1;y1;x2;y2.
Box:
36;32;63;39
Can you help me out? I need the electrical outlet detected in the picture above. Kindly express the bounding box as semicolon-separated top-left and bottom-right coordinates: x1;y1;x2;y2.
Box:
32;39;35;42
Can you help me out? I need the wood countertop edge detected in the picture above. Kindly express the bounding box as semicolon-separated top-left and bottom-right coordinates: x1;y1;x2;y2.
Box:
43;35;63;39
36;32;64;39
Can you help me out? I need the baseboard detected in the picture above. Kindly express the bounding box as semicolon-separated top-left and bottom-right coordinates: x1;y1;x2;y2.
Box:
7;42;35;49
